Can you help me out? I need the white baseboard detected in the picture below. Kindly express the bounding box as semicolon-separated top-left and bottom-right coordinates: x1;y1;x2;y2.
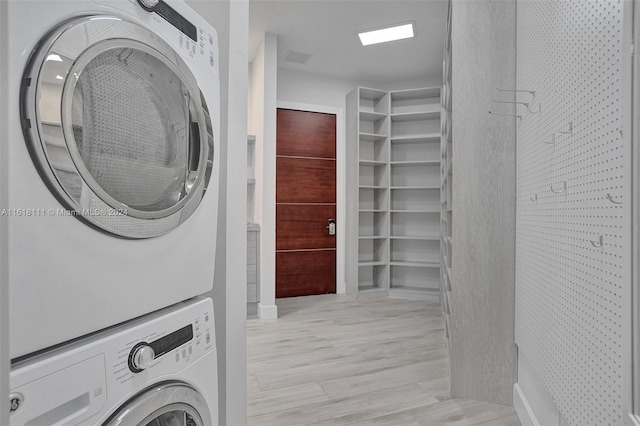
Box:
258;303;278;319
514;383;540;426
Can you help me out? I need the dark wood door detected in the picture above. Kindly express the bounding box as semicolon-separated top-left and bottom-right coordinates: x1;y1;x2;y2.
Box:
276;108;336;298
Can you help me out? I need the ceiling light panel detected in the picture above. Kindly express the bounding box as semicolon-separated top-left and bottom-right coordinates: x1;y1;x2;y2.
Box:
358;22;415;46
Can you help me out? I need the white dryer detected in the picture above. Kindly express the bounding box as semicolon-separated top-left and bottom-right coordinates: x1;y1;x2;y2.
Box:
9;297;217;425
6;0;221;359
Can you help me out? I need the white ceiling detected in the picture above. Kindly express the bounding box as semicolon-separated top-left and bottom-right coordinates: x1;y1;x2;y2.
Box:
249;0;448;84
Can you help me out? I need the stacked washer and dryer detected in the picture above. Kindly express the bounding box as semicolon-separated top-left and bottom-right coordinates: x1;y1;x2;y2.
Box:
6;0;221;424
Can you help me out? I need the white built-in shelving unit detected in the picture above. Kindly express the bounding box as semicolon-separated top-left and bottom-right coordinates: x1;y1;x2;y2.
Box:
346;86;441;301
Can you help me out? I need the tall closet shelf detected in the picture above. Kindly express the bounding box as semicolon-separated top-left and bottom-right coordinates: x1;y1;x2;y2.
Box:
347;85;441;301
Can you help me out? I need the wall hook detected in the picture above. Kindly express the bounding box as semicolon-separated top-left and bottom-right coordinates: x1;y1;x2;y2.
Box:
488;110;522;121
558;121;573;135
590;235;603;248
550;181;567;194
530;193;538;202
606;193;622;205
543;134;556;145
496;88;536;97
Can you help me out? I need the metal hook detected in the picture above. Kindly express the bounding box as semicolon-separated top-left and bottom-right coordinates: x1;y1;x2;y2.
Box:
528;102;542;114
491;98;541;115
590;235;603;248
496;88;536;97
606;193;622;205
550;181;567;194
543;134;556;145
530;193;537;202
558;121;573;135
488;110;522;121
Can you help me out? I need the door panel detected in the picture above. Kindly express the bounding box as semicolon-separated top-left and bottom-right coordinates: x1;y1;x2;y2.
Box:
276;108;336;297
276;157;336;204
276;204;336;250
276;251;336;298
276;109;336;158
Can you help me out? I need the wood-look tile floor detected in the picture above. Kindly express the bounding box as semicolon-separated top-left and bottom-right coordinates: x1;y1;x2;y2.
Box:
247;294;521;426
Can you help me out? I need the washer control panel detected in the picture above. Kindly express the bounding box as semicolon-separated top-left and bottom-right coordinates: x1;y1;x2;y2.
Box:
111;301;214;385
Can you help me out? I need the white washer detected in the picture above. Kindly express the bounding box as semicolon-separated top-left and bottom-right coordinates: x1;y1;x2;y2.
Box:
6;0;221;359
9;297;217;426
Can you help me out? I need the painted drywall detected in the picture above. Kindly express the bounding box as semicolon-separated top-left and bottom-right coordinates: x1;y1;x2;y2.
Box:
0;0;9;421
248;33;278;319
185;1;248;424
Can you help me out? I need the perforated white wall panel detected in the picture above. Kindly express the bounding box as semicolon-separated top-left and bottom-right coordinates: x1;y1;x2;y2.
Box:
515;1;632;425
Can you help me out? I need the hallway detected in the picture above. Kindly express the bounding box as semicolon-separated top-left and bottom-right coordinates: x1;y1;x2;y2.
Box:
247;295;520;425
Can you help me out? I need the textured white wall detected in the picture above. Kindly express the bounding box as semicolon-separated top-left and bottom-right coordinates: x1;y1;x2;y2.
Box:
249;33;278;319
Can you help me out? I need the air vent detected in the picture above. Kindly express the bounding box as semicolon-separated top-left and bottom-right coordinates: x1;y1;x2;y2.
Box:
284;50;311;65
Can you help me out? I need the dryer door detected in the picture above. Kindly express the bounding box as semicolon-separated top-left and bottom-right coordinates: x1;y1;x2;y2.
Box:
21;15;214;238
104;382;213;426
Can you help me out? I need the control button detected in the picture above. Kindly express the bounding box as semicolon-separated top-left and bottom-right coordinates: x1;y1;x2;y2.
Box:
182;348;187;359
209;36;214;45
179;35;183;48
176;352;180;362
205;314;209;322
206;333;211;344
188;346;193;355
209;55;214;67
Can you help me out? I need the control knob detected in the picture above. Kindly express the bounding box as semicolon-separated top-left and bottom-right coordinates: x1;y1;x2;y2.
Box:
129;343;155;373
137;0;160;11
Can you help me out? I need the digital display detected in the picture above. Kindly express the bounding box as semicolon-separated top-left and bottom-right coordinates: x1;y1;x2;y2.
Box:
155;1;198;42
150;324;193;358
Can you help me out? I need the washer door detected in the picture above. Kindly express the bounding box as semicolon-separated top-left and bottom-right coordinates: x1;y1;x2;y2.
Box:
21;15;214;238
104;382;212;426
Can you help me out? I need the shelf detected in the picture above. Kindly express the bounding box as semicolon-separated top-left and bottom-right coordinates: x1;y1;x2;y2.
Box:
247;178;256;185
391;186;440;190
391;235;440;241
359;160;387;166
360;87;388;100
391;134;440;143
359;185;387;190
390;160;440;166
391;111;440;122
390;209;440;214
247;135;256;145
359;235;387;240
360;111;387;121
359;132;387;142
359;209;386;213
359;261;387;267
391;87;440;100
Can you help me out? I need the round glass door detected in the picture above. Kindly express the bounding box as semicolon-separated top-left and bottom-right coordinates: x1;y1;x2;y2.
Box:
104;382;212;426
22;16;214;238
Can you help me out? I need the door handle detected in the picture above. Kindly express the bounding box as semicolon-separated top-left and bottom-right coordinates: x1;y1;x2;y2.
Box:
326;219;336;236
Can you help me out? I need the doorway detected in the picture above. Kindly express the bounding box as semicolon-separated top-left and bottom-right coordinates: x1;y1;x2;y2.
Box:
275;108;337;298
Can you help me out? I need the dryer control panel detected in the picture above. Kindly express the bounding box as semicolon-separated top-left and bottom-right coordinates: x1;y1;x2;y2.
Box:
92;0;220;73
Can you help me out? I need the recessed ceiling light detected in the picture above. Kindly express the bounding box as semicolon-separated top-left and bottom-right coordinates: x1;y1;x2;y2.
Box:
358;22;415;46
